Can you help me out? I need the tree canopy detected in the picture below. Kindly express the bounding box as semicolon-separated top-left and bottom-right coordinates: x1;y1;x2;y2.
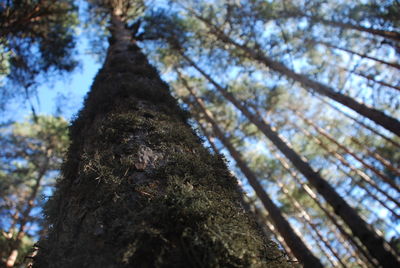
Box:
1;0;399;267
0;0;78;112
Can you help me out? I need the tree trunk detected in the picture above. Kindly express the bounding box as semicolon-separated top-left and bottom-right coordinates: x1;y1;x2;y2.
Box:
273;179;345;267
316;96;400;149
189;13;400;137
196;122;299;263
292;120;400;219
343;68;400;92
180;54;400;267
348;136;400;177
294;110;400;195
271;151;376;268
308;39;400;70
181;78;322;267
6;154;49;267
33;13;288;268
309;16;400;42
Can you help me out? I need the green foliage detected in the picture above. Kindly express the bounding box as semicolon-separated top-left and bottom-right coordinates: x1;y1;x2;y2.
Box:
0;232;34;267
0;0;396;266
83;0;146;62
0;0;78;110
0;115;69;266
143;2;400;265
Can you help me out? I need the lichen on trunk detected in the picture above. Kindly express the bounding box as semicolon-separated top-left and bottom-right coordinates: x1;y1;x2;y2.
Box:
33;13;291;268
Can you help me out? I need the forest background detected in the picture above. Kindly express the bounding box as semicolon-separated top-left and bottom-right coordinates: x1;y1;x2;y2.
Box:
0;0;399;267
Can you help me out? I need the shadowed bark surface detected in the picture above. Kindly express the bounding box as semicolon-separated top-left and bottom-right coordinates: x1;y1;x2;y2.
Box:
32;13;291;268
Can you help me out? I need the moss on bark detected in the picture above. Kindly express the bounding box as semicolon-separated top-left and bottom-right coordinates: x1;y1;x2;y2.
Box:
33;32;292;267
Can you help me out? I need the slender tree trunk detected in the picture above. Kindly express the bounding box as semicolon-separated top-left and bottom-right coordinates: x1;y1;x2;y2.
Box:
308;39;400;70
181;76;323;267
316;96;400;149
294;110;400;195
338;165;400;219
347;136;400;177
342;68;400;92
273;179;346;267
33;11;288;268
188;13;400;137
180;54;400;266
266;123;372;267
308;16;400;42
6;154;49;267
292;120;400;218
271;151;379;267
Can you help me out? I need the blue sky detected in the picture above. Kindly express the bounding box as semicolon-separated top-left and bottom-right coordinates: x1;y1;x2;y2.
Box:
1;0;101;123
1;1;398;259
2;35;98;122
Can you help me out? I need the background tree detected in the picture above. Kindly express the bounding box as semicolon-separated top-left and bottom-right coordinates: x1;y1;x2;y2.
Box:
138;1;400;266
0;115;69;267
0;0;78;113
1;0;399;266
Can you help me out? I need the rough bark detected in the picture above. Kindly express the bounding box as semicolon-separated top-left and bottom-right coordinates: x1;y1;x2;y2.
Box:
196;122;298;263
33;14;288;268
181;54;400;267
182;78;322;267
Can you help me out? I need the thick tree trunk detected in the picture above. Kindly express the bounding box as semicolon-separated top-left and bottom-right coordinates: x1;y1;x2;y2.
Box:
181;54;400;267
264;219;297;261
197;123;299;263
182;78;322;267
32;13;289;268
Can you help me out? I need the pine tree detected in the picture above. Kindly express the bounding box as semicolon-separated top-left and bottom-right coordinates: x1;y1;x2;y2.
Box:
144;2;399;265
0;0;78;111
33;1;289;267
179;72;322;267
0;116;69;267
